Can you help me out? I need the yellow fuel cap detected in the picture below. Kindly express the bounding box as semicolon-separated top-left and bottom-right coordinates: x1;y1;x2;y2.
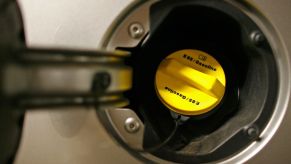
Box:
155;49;226;116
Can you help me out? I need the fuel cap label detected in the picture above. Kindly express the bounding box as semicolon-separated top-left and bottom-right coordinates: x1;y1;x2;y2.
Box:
182;54;217;71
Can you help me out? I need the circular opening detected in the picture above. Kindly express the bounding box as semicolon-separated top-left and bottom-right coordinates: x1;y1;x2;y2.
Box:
100;0;289;163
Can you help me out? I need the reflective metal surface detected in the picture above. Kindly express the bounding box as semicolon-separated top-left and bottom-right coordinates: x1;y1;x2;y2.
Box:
15;0;139;164
14;0;291;163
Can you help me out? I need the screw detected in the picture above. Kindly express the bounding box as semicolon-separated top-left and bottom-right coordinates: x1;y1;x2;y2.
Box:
250;31;265;45
128;22;145;39
124;117;140;133
246;126;260;140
